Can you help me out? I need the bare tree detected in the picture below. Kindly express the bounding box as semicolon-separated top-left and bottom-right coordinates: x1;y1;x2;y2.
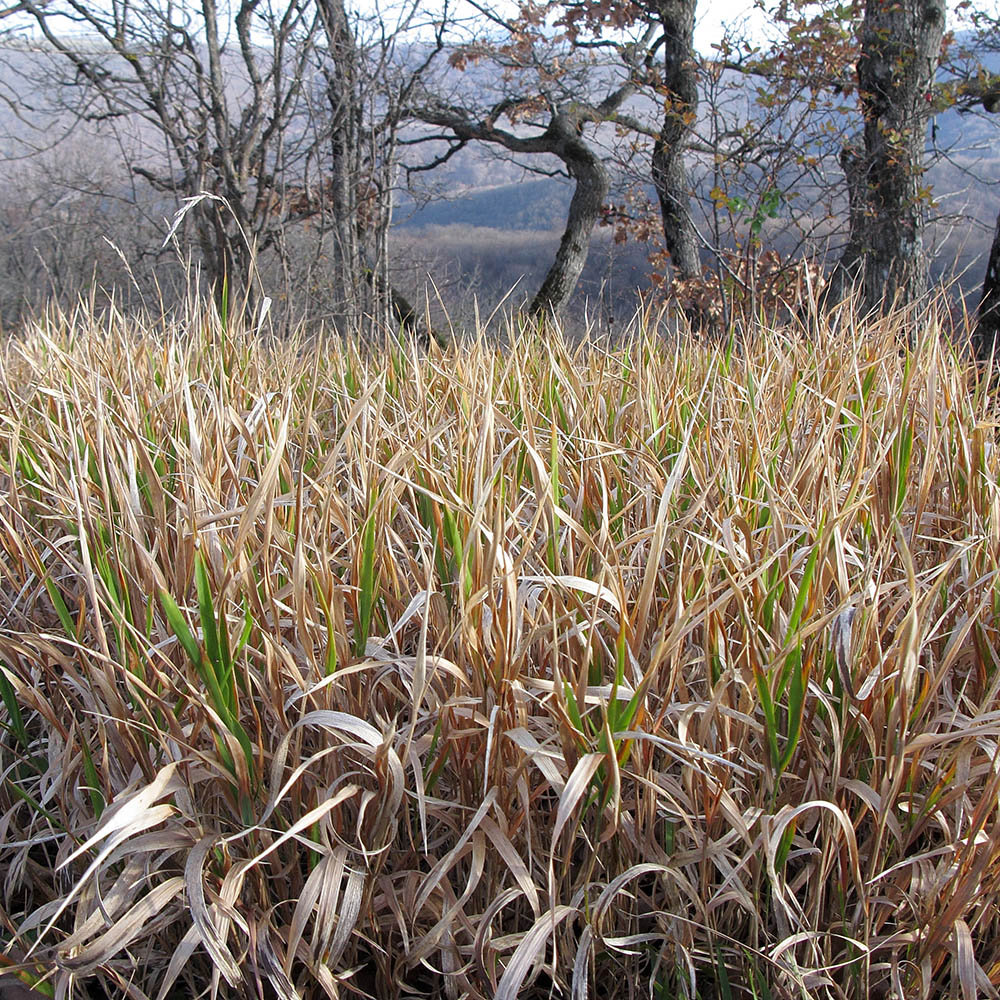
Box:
296;0;450;334
411;104;605;317
318;0;365;323
587;5;858;329
936;4;1000;359
11;0;324;309
0;135;167;322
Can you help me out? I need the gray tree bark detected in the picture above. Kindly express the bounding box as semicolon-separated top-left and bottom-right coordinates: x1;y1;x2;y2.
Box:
649;0;700;282
413;82;637;319
826;0;947;312
528;113;610;317
318;0;365;328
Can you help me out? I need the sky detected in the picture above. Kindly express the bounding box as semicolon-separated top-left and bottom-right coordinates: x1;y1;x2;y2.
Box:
6;0;987;55
690;0;993;56
693;1;769;54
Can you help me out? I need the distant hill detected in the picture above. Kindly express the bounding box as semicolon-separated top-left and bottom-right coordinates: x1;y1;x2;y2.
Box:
396;177;573;232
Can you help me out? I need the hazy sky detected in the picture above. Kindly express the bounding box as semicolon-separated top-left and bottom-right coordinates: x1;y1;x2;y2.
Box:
691;0;991;55
693;1;768;54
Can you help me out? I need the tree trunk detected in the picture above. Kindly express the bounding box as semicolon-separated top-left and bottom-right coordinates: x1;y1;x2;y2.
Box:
414;89;633;320
528;114;609;317
195;206;255;318
822;141;867;304
650;0;700;282
974;211;1000;361
319;0;365;330
828;0;946;312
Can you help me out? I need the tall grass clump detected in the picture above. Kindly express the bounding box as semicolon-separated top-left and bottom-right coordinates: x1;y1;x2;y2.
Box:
0;300;999;1000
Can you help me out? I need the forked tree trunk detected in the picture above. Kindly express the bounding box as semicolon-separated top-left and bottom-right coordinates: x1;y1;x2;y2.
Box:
415;81;639;320
827;0;946;312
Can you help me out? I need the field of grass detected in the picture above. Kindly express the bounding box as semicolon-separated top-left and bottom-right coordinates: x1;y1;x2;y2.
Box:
1;301;999;1000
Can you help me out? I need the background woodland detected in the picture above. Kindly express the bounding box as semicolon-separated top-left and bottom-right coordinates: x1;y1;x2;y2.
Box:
0;0;999;341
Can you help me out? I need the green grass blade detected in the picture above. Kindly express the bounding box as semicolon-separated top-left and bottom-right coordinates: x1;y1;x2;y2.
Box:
159;588;203;673
778;656;806;775
44;576;77;639
79;737;105;819
356;504;378;657
755;669;780;773
193;552;226;693
0;668;27;750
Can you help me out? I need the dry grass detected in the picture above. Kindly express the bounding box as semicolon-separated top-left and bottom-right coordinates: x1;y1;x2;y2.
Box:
0;299;999;1000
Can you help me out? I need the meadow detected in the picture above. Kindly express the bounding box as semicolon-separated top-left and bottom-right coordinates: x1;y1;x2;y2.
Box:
0;299;999;1000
